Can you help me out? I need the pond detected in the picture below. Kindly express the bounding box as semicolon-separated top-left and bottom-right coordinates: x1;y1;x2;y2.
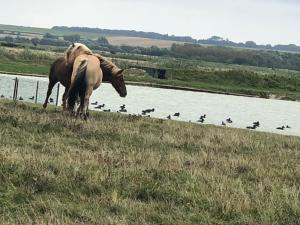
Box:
0;73;299;137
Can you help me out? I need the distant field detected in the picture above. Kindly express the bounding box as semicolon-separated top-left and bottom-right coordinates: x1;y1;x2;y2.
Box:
0;24;185;48
107;36;183;48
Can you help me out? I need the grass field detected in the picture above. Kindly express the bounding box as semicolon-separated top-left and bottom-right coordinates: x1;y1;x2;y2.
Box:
0;100;300;224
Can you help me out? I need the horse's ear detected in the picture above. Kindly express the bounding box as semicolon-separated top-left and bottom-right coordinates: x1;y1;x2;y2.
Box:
117;69;124;75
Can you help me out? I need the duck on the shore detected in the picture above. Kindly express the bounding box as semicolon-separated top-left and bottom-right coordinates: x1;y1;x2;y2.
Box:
276;126;285;130
19;97;23;101
253;121;260;127
246;125;257;130
29;96;34;100
103;109;111;112
226;118;233;123
91;101;98;105
142;108;155;115
94;104;105;109
120;104;126;110
197;118;205;123
222;121;226;126
167;115;171;120
119;108;127;113
286;125;291;129
200;114;206;120
173;112;180;117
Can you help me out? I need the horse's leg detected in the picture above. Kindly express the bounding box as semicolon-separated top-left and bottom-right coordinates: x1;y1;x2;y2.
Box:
62;86;69;111
43;79;57;109
82;87;93;120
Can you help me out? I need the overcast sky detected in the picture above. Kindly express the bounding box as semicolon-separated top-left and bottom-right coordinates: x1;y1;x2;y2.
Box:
1;0;299;45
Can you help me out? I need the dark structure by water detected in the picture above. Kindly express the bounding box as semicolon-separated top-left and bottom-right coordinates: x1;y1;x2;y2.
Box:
132;66;167;79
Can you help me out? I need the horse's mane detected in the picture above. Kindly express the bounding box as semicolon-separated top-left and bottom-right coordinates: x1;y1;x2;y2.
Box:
65;43;93;61
94;54;121;76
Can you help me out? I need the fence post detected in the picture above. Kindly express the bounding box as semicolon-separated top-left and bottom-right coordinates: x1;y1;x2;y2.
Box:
56;83;60;106
13;78;19;101
35;81;39;104
13;78;17;101
16;78;19;101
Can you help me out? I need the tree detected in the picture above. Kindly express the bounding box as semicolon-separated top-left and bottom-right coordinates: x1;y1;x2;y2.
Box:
63;34;80;42
97;37;109;45
245;41;257;48
43;33;59;39
4;36;14;43
31;38;40;46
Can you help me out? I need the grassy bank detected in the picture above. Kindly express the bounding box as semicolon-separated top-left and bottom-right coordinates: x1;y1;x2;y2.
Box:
1;46;300;100
0;100;300;224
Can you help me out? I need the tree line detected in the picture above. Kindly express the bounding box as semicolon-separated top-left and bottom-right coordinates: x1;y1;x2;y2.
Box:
1;34;300;71
52;27;300;53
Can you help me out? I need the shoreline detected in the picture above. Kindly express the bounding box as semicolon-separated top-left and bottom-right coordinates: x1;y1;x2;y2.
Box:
1;70;297;102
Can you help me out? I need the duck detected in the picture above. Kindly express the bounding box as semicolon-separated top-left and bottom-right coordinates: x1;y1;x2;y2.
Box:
29;96;35;100
276;126;285;130
246;125;257;130
200;114;206;119
49;98;54;103
173;112;180;117
91;101;98;105
103;109;111;112
253;121;260;127
167;115;171;120
286;125;291;129
95;104;105;109
119;109;127;113
120;104;126;110
222;121;226;126
226;118;233;123
19;97;23;101
197;118;205;123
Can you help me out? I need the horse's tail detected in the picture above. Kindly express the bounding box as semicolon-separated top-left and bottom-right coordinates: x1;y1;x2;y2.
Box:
67;60;88;111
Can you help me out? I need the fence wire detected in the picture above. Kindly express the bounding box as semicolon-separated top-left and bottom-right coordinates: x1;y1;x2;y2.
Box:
0;74;61;106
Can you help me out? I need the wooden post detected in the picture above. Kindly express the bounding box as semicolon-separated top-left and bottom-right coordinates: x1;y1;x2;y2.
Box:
35;81;39;104
13;78;19;101
13;78;17;101
56;83;60;106
16;78;19;100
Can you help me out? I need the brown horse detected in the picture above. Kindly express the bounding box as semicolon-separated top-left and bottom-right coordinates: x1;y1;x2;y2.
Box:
43;54;126;110
65;43;127;119
43;57;72;109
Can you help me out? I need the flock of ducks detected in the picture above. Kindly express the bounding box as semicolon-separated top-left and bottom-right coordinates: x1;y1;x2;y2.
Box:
90;102;292;132
1;94;54;103
0;95;293;132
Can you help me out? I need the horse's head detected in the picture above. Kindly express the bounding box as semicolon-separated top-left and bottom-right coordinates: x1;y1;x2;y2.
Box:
65;43;93;65
98;55;127;97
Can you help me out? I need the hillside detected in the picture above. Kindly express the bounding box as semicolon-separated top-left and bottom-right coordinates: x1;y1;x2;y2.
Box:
1;100;300;224
1;24;300;52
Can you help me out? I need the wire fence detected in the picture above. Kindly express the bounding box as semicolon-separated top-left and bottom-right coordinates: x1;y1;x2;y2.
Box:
0;75;61;106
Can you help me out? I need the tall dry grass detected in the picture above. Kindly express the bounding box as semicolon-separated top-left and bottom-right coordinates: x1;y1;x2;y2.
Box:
0;100;300;224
